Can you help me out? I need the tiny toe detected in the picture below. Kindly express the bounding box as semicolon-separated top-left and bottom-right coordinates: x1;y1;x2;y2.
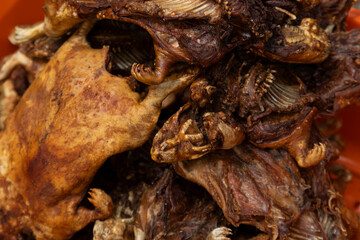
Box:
300;142;326;168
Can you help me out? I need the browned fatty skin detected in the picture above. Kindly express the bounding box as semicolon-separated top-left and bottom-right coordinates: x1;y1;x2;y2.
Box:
0;23;197;239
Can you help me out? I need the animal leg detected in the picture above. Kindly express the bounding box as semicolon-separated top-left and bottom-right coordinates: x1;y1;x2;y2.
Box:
8;22;44;45
131;47;175;85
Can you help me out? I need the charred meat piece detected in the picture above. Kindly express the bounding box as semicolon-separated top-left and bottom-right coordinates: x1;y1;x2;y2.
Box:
151;69;245;163
152;56;322;167
151;101;244;163
253;18;330;63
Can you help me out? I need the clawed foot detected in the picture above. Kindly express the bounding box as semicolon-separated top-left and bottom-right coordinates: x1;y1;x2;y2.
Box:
152;117;212;162
9;22;44;45
179;119;204;142
296;142;326;168
164;118;211;159
131;63;164;85
88;188;113;219
202;112;244;150
206;227;232;240
179;118;213;154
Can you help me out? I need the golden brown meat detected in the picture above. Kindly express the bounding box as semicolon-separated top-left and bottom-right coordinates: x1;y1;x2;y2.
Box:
0;21;198;240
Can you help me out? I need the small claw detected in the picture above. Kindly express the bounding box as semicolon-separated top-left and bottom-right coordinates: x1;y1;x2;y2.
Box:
206;227;232;240
180;119;193;135
131;62;163;85
183;133;204;142
192;144;212;153
88;188;113;218
179;119;203;142
298;142;326;168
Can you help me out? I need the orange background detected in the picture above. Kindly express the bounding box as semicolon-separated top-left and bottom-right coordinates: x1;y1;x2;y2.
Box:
0;0;359;234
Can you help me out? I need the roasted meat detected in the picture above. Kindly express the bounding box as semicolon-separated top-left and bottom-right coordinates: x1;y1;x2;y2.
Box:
0;22;197;240
0;0;359;239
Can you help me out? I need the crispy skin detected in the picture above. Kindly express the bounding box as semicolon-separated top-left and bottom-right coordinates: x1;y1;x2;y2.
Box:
0;22;197;240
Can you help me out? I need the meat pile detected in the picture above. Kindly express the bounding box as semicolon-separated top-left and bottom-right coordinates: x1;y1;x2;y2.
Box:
0;0;359;239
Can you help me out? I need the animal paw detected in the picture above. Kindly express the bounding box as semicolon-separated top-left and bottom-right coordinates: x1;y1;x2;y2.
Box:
88;188;114;219
179;119;205;142
9;22;44;45
131;63;162;85
206;227;232;240
298;142;326;168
